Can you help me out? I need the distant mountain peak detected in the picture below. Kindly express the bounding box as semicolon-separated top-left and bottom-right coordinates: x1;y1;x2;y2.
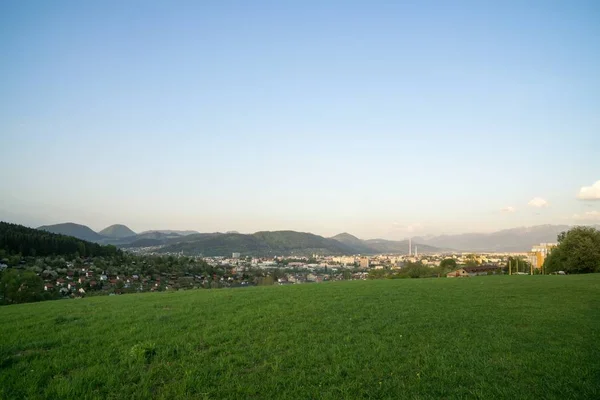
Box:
99;224;136;239
38;222;103;242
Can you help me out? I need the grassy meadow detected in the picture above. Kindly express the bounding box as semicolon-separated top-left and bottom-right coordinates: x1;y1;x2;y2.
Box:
1;275;599;399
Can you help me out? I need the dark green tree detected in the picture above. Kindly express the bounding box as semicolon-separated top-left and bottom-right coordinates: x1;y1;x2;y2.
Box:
439;258;457;270
544;226;600;274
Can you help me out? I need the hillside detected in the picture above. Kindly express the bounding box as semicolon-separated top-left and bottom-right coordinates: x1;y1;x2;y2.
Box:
37;223;103;242
139;230;199;236
120;238;163;248
0;221;120;257
330;232;375;254
331;233;443;254
364;238;442;254
159;230;354;256
98;224;136;238
1;276;598;398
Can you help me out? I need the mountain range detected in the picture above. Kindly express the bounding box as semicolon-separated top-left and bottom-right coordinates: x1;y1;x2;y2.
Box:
35;222;594;255
35;223;442;256
411;225;600;252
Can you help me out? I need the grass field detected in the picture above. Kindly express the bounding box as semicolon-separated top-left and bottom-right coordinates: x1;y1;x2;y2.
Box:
1;275;599;399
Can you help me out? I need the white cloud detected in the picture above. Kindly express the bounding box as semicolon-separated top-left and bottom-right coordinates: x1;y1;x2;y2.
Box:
528;197;548;208
501;206;516;213
572;210;600;222
577;180;600;200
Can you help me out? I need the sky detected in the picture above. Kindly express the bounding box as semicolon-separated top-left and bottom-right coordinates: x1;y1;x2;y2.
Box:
1;0;599;239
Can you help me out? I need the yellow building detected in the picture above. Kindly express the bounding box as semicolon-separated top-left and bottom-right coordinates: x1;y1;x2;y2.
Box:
528;243;558;269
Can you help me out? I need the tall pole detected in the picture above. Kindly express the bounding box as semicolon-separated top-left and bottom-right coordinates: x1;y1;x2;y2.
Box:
530;259;533;275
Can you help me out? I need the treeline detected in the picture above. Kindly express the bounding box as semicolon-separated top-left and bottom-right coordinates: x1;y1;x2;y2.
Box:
0;222;121;258
367;259;463;280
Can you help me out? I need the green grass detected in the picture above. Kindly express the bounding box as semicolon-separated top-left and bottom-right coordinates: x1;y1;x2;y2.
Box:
1;275;599;399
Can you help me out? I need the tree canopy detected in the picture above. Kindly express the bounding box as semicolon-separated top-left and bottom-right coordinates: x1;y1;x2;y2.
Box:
0;222;121;258
543;226;600;274
0;269;49;305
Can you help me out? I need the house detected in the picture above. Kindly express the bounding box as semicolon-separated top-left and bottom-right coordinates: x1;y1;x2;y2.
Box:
56;278;66;286
100;275;108;281
447;264;502;278
447;269;469;278
78;277;86;284
44;284;54;291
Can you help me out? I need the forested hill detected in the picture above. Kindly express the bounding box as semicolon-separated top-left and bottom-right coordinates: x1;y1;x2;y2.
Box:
0;222;121;257
37;222;103;242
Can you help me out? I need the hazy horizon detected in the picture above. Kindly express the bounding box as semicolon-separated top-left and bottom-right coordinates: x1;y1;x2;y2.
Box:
2;214;598;242
1;1;599;240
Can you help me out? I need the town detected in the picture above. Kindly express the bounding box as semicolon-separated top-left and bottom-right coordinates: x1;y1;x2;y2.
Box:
0;240;557;302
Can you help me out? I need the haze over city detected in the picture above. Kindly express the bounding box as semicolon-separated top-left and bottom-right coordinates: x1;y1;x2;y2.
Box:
1;1;599;239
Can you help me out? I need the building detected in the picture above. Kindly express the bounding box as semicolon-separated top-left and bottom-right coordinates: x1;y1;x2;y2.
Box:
232;252;241;259
332;256;356;265
447;264;502;278
528;243;558;269
359;257;370;269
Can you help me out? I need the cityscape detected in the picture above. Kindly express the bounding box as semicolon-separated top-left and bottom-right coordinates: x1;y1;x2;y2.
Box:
1;0;599;398
0;218;562;299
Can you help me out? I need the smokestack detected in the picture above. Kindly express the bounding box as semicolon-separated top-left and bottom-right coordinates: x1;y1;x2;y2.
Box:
409;237;412;256
415;245;418;258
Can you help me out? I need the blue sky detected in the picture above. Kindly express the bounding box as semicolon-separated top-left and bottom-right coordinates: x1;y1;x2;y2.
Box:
1;0;599;238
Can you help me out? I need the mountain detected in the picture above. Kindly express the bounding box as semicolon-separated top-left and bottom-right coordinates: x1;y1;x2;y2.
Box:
121;238;163;248
330;233;444;254
330;233;377;254
411;224;597;252
363;239;442;254
157;230;445;257
158;230;355;256
37;223;103;242
98;224;136;238
139;230;199;236
97;230;186;246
